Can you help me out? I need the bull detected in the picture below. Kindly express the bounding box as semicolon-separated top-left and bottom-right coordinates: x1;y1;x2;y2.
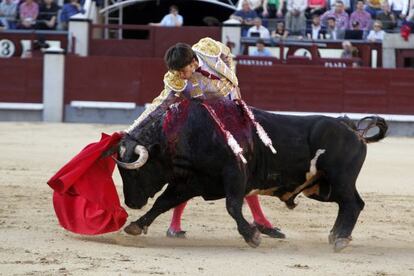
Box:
114;98;387;252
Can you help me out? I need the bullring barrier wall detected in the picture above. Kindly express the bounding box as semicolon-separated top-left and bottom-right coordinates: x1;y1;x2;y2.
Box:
1;55;414;134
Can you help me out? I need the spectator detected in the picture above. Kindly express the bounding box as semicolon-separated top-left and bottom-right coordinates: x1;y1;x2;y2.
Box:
60;0;84;30
306;0;327;18
263;0;284;18
36;0;59;30
237;0;265;17
285;0;307;36
345;20;364;40
0;20;5;31
19;0;38;29
230;0;258;25
271;21;289;38
150;5;183;27
326;16;344;39
342;0;352;12
247;17;271;38
321;1;349;30
328;0;351;11
367;20;386;41
340;40;358;58
388;0;410;24
251;38;273;56
365;0;382;18
408;1;414;21
350;0;372;31
306;13;327;39
0;0;17;29
376;1;396;30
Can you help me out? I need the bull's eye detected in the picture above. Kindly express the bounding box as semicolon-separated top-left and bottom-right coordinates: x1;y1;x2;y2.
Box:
119;146;126;159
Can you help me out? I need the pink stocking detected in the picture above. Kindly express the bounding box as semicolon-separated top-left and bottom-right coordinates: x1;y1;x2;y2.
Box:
245;195;273;228
169;201;188;231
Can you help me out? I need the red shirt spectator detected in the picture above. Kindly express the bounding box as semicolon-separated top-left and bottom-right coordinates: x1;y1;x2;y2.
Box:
308;0;326;8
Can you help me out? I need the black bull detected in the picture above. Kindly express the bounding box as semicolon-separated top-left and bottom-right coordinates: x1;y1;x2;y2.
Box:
114;98;387;252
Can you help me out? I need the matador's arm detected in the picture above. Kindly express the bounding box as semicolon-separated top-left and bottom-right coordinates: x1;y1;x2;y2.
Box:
126;71;186;133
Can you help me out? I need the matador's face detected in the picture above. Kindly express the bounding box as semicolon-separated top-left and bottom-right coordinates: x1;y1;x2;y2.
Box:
177;58;198;80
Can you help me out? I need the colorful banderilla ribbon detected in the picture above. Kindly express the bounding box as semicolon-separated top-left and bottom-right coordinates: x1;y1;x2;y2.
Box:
236;99;277;155
200;102;247;164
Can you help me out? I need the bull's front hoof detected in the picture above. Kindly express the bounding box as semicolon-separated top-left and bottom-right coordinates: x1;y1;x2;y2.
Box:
124;222;144;236
333;237;352;252
246;229;261;248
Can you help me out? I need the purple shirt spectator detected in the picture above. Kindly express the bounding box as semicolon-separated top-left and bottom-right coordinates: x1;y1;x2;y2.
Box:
19;0;38;28
349;11;372;30
321;1;349;30
19;0;38;21
350;0;372;30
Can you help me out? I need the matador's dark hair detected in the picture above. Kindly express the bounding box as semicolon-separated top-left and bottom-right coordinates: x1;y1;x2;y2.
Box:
164;43;197;71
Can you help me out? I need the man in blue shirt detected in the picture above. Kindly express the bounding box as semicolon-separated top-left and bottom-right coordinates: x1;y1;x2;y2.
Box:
60;0;85;30
150;5;183;27
251;39;272;57
230;0;258;25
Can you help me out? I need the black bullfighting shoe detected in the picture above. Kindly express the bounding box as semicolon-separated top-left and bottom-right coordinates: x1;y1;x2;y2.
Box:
166;227;187;238
254;222;286;239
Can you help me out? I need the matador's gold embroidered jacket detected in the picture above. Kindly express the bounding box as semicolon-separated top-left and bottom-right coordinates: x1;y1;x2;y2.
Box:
126;37;240;132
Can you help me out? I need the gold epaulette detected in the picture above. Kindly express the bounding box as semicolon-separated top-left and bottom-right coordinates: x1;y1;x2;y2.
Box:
163;71;187;92
192;37;221;58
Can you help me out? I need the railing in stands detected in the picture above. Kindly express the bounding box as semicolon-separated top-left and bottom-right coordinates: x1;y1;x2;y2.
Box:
235;55;362;67
239;37;382;67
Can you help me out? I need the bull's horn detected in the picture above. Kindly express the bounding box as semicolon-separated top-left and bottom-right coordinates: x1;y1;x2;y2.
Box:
113;145;149;170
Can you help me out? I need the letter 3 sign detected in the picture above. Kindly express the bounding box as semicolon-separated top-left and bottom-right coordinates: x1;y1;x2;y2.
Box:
0;39;16;58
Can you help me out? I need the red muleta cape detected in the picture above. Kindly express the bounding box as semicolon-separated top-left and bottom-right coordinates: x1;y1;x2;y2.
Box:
47;132;128;235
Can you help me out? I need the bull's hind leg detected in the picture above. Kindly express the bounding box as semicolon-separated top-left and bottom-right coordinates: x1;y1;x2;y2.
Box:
223;166;261;248
330;185;365;252
124;185;195;236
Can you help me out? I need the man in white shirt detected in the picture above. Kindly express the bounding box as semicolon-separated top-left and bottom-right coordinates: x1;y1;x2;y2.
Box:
237;0;264;10
150;5;183;27
408;1;414;21
285;0;307;35
388;0;410;20
247;17;271;38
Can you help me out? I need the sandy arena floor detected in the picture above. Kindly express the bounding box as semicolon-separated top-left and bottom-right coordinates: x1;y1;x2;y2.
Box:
0;122;413;275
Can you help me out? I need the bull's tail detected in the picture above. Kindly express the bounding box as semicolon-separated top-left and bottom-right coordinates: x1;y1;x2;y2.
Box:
356;116;388;143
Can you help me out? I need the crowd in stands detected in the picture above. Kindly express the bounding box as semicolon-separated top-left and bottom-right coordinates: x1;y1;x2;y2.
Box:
0;0;85;30
231;0;414;41
1;0;413;40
